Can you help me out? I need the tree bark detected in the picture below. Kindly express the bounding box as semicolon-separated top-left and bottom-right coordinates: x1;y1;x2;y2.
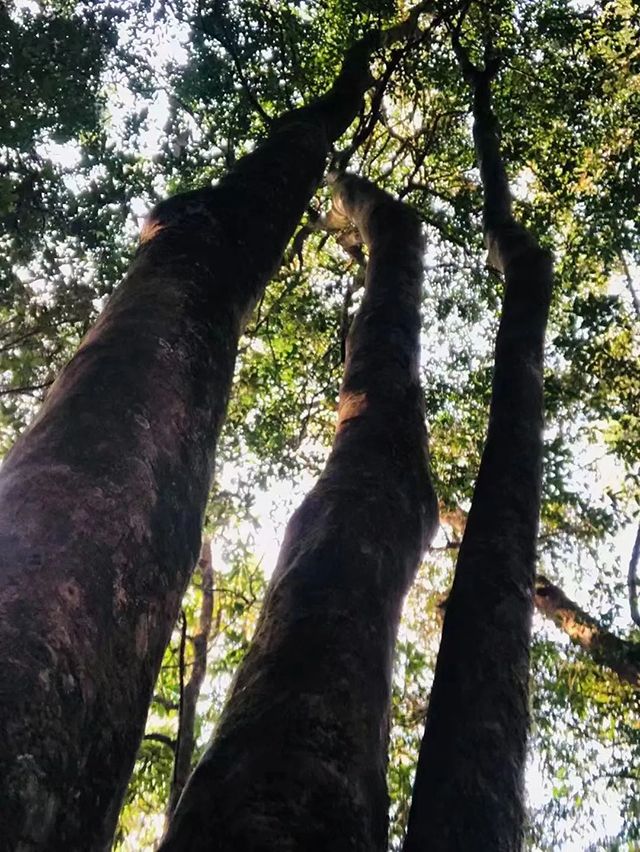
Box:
403;45;554;852
167;539;216;818
535;575;640;689
0;30;393;850
159;172;438;852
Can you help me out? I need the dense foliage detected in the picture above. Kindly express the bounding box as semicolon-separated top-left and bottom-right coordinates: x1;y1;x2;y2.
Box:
1;0;638;849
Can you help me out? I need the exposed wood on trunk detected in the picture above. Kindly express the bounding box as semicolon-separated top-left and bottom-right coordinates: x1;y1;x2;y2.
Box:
535;575;640;689
167;539;215;817
159;172;438;852
403;33;554;852
0;15;426;846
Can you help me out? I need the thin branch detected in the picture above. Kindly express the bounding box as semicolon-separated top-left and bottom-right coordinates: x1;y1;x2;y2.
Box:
332;11;443;172
414;207;467;248
619;250;640;319
379;0;436;48
167;541;216;818
153;695;179;712
0;380;53;397
0;326;45;354
285;206;321;268
333;31;422;171
399;110;465;193
195;5;273;126
403;182;458;204
628;523;640;628
143;733;176;752
172;610;188;794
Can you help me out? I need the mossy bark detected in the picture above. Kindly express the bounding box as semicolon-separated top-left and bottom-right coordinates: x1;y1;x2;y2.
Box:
403;60;554;852
160;173;438;852
0;46;375;852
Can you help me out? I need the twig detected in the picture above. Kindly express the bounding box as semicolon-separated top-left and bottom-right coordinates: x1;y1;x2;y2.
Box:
334;15;442;172
0;380;53;397
628;523;640;628
153;695;179;712
173;610;188;792
195;5;273;126
619;250;640;319
143;732;176;752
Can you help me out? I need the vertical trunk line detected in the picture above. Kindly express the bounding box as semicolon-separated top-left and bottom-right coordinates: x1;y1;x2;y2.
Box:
168;540;215;818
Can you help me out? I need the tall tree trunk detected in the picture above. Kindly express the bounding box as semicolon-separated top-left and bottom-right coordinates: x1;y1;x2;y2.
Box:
403;40;554;852
167;539;216;818
159;172;438;852
535;575;640;689
0;17;430;845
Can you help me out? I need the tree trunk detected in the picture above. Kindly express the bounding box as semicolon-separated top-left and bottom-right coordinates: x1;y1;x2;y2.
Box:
628;522;640;628
159;172;438;852
0;36;382;852
403;46;554;852
535;575;640;689
167;539;216;818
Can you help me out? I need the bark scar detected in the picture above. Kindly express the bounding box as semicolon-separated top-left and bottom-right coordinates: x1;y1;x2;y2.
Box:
139;218;168;245
336;391;368;433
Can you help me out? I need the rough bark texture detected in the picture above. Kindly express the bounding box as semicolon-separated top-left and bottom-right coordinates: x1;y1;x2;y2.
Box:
0;39;379;851
159;173;438;852
535;576;640;689
403;51;554;852
167;539;216;818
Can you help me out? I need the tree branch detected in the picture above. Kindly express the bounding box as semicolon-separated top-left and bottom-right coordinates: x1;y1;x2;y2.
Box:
535;575;640;689
333;17;440;171
619;250;640;320
171;609;187;799
167;540;216;818
143;733;176;752
628;523;640;628
153;695;179;712
0;380;53;397
196;4;273;126
379;0;435;48
450;27;511;236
